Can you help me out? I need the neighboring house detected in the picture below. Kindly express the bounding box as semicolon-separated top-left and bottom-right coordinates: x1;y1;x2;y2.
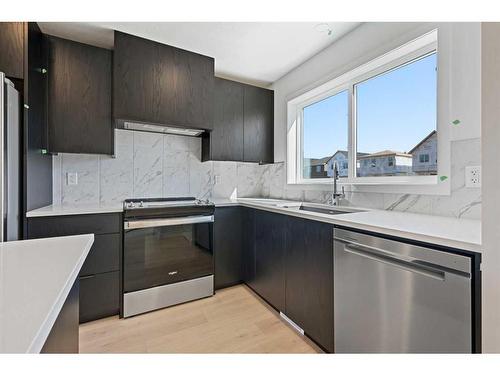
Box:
325;151;349;177
304;131;436;179
325;151;369;178
303;156;330;178
409;130;437;175
357;150;413;177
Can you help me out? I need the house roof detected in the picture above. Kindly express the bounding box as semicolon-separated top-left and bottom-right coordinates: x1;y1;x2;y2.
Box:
409;130;437;154
309;156;332;167
324;150;369;164
357;150;412;159
331;150;348;158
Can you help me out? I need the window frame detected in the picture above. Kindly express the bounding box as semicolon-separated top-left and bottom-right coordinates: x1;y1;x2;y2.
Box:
287;29;443;189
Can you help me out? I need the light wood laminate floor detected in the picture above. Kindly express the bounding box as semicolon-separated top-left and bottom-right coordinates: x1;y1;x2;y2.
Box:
79;284;322;353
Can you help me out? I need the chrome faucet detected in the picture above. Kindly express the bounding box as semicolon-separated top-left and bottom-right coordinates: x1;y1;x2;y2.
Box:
329;162;345;206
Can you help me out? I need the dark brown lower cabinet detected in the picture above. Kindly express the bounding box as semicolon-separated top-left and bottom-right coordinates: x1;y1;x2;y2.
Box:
214;207;243;289
79;233;120;276
242;207;257;288
27;213;122;324
41;280;79;353
285;216;334;353
79;271;120;323
253;210;286;312
237;208;334;352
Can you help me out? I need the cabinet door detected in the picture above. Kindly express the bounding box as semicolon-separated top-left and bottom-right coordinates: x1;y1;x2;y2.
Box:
41;280;79;353
113;31;214;130
214;207;243;289
243;85;274;163
209;78;244;161
285;216;334;352
47;36;113;154
254;210;286;311
79;271;120;323
25;23;52;214
0;22;24;79
242;207;256;288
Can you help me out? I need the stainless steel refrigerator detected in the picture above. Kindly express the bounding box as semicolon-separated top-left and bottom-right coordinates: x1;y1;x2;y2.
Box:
0;72;20;241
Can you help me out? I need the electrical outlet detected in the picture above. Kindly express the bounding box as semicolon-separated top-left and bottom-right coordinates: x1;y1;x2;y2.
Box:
214;175;221;185
465;166;481;188
67;172;78;186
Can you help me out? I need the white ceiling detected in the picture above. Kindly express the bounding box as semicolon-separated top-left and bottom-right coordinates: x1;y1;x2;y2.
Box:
38;22;360;86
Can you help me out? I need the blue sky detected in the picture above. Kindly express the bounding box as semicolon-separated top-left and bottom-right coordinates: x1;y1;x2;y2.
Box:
303;53;437;159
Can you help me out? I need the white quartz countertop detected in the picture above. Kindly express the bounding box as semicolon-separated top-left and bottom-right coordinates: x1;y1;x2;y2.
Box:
27;198;481;253
216;198;482;253
26;203;123;217
0;234;94;353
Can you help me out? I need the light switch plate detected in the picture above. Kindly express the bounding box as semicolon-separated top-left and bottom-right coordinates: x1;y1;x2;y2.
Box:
214;175;221;185
465;166;481;188
67;172;78;186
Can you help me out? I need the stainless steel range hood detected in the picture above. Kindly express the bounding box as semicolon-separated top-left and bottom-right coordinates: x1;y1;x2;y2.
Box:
122;121;205;137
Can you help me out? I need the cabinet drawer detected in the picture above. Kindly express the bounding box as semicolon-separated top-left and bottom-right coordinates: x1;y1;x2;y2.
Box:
79;271;120;323
28;213;121;238
80;234;120;276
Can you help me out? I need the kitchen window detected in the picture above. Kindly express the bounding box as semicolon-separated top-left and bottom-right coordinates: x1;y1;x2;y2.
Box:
287;29;442;188
355;52;437;178
302;90;348;179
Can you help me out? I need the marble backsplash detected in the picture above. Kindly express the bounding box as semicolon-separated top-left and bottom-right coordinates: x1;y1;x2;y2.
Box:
259;137;481;220
53;130;481;220
52;129;267;205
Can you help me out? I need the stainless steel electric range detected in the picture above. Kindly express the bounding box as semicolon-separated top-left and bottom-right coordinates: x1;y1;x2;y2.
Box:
122;197;215;318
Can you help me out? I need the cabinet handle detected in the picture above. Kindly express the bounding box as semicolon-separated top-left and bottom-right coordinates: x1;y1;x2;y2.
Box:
79;274;95;280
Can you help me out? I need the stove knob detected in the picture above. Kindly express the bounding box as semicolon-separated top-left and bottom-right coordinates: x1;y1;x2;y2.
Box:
139;201;144;208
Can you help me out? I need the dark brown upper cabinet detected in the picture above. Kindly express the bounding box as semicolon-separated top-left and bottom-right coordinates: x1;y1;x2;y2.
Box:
243;85;274;163
0;22;25;79
47;36;113;155
203;77;244;161
113;31;215;131
203;79;274;163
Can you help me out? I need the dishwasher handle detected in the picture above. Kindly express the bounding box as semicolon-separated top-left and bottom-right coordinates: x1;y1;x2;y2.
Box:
337;239;446;281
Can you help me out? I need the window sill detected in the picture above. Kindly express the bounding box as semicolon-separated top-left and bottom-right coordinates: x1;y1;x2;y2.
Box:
288;175;451;196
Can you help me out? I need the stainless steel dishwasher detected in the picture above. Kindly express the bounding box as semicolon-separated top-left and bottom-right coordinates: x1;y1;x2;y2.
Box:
334;228;473;353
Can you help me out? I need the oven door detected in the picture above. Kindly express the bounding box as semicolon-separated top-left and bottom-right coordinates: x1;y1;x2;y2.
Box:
123;215;214;293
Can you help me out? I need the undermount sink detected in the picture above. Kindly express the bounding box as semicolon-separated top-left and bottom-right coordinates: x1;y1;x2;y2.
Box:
298;205;350;215
237;198;363;216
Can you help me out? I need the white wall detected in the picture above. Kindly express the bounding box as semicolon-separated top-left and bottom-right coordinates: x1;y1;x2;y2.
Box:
481;22;500;353
268;22;481;219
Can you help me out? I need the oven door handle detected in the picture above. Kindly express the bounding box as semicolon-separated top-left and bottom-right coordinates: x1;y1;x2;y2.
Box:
124;215;214;230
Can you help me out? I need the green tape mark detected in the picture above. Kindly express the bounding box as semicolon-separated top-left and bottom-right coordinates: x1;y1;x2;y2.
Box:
452;119;461;125
439;175;448;182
